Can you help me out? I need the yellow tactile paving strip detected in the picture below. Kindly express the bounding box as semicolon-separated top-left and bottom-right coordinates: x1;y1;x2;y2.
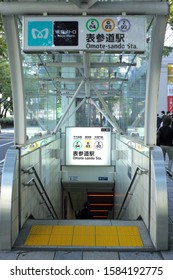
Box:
24;225;143;247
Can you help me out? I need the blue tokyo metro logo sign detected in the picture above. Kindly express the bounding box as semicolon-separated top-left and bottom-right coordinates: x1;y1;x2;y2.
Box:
27;20;78;47
28;21;53;46
23;16;146;52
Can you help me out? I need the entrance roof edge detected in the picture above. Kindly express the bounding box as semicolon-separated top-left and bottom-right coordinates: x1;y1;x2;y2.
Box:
0;2;169;16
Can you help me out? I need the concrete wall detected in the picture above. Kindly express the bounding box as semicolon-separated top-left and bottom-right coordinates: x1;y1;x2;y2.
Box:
115;134;168;250
0;135;62;249
20;137;62;226
115;135;150;224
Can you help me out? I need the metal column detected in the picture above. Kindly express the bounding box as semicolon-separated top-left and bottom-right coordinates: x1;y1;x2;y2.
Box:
2;15;26;145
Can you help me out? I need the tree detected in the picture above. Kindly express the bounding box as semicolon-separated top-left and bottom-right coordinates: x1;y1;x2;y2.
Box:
168;0;173;26
0;16;12;118
162;0;173;56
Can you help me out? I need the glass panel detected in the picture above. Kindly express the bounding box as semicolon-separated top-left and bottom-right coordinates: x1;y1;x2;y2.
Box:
22;53;59;140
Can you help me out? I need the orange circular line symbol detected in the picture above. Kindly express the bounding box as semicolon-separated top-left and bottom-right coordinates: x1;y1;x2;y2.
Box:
102;18;115;32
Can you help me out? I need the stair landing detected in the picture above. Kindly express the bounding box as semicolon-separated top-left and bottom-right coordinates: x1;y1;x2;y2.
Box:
14;219;154;251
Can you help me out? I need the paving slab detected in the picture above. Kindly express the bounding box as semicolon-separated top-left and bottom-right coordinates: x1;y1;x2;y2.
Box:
119;251;163;260
160;250;173;260
17;251;55;260
0;250;19;260
83;251;119;260
54;251;83;260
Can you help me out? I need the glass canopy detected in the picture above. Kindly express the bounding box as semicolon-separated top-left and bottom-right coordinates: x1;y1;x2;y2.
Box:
1;0;167;143
19;19;152;141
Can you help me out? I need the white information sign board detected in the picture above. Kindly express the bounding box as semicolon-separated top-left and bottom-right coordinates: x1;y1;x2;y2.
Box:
23;16;146;52
66;127;111;166
168;85;173;96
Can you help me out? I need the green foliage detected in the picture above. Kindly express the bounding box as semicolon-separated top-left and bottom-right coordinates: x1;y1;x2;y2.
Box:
0;16;12;117
0;17;8;60
168;0;173;27
0;117;14;127
161;1;173;56
163;46;173;56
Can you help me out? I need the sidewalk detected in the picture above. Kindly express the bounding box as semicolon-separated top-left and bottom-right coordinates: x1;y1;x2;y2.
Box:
0;127;14;134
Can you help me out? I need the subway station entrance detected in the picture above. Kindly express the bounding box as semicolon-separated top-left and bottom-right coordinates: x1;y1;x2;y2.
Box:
0;0;170;251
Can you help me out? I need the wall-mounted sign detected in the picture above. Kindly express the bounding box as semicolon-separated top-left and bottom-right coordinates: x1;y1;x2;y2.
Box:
23;16;146;52
66;127;111;166
21;136;55;155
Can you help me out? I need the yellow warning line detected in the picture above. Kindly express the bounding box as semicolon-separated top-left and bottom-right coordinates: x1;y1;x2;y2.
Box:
24;225;143;247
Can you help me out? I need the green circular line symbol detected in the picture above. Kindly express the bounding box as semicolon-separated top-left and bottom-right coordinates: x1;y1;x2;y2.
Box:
86;18;99;32
73;140;82;150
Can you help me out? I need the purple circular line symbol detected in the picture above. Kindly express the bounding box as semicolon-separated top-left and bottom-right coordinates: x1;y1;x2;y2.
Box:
118;19;131;32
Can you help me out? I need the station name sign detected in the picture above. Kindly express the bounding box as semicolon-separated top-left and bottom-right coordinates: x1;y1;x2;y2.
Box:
23;16;146;52
66;127;111;166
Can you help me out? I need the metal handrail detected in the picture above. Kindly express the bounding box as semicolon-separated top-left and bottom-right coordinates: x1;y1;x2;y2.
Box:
31;166;58;219
22;166;58;219
116;167;148;219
